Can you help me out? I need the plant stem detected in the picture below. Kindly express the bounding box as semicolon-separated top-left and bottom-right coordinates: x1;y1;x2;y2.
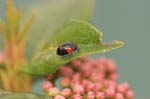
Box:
1;41;32;92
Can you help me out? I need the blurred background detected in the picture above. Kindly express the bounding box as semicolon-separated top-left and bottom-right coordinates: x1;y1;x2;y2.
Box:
92;0;149;99
0;0;149;99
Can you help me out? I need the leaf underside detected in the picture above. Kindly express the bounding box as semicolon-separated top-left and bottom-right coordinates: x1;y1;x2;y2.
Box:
21;20;124;76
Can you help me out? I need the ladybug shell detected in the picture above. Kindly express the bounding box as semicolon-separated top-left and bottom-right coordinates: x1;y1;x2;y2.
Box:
57;42;79;56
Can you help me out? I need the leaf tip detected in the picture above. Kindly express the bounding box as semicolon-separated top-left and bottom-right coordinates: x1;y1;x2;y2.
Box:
113;40;124;48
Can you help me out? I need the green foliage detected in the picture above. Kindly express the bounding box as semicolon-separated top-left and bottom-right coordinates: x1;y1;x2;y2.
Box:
22;20;123;76
0;90;50;99
23;0;95;59
0;0;95;56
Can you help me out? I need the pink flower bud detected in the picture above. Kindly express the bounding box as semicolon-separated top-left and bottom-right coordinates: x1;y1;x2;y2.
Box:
80;56;89;62
81;80;91;91
96;92;105;99
117;82;129;94
61;88;71;98
90;72;103;82
105;88;115;98
71;73;80;86
107;59;118;72
59;66;73;77
42;81;53;91
72;73;81;82
85;82;95;92
125;90;134;99
72;60;82;69
115;93;124;99
54;95;65;99
61;77;70;87
48;87;60;97
109;73;118;81
73;84;84;94
71;79;80;87
72;94;83;99
104;80;117;89
81;63;93;77
92;83;102;92
121;82;130;91
87;91;95;99
47;74;53;81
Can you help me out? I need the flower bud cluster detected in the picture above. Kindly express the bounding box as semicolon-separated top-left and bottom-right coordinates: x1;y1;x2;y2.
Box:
42;56;134;99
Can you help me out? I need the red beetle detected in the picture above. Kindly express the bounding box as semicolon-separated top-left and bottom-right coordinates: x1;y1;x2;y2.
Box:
57;42;79;56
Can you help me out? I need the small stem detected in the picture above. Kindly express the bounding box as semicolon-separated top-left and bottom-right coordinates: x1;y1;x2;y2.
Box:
0;70;11;91
1;40;31;92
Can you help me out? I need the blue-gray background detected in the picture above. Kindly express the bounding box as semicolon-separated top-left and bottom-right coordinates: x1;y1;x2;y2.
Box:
93;0;150;99
0;0;149;99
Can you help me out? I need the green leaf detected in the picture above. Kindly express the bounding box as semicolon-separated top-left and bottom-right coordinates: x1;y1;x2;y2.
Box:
22;0;95;59
0;0;95;56
0;90;50;99
22;20;124;76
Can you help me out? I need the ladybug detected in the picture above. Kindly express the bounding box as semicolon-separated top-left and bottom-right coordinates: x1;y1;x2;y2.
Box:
57;42;79;56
